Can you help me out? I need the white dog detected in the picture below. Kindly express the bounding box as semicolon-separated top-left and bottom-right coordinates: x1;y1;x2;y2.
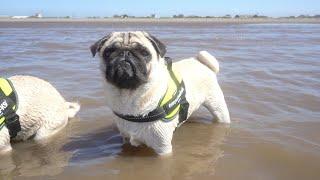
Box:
91;31;230;154
0;75;80;153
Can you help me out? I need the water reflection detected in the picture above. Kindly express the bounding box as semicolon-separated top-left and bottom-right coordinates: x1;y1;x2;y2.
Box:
58;115;230;180
0;122;74;177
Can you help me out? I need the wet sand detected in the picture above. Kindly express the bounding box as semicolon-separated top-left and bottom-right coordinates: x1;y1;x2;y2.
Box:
0;21;319;179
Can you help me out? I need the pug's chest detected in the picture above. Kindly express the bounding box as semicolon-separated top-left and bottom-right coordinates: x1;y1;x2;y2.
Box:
114;116;179;144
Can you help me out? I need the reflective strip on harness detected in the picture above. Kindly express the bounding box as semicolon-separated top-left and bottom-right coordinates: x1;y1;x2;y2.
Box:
0;78;12;96
159;61;183;121
0;117;5;129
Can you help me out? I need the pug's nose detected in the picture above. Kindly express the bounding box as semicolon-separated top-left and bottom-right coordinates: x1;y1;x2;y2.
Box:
122;51;132;61
123;51;131;57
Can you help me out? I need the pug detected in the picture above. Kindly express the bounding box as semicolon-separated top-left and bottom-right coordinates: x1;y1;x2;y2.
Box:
0;75;80;153
90;31;230;155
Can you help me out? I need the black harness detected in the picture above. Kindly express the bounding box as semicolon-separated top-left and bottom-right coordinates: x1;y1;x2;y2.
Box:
0;78;21;138
114;57;189;125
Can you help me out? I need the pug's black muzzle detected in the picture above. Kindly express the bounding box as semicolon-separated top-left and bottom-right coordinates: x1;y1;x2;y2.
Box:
105;50;148;89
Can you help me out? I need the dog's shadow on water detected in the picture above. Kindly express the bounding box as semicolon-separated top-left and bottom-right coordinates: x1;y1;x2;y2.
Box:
62;125;157;163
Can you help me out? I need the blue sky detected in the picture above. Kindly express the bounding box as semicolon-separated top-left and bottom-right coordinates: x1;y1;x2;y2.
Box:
1;0;319;17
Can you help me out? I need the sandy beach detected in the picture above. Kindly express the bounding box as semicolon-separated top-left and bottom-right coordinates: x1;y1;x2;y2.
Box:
0;17;320;24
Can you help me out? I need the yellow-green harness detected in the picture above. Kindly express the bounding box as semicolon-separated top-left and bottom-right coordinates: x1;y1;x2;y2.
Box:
114;57;189;125
0;78;21;138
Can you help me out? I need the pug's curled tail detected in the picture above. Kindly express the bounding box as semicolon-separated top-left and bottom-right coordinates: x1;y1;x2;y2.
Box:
66;102;80;118
197;51;220;74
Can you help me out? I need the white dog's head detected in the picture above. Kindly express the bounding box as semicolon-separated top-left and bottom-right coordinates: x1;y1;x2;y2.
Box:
90;31;166;89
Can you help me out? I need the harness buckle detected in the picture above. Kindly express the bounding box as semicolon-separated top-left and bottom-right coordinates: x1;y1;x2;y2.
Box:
5;114;21;138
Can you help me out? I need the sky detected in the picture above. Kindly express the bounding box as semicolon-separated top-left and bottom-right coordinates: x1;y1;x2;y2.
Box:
0;0;320;17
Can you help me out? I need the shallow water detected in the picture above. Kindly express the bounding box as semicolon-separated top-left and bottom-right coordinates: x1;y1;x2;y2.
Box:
0;22;320;179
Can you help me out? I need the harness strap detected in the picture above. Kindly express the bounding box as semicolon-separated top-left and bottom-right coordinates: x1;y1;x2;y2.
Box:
0;78;21;138
166;57;180;86
114;57;189;125
114;107;166;122
165;58;189;124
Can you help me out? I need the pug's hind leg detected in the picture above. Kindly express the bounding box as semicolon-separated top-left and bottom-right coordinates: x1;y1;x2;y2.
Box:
204;83;230;124
34;116;68;141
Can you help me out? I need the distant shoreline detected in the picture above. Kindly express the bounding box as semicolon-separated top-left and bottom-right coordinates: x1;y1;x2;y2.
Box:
0;17;320;24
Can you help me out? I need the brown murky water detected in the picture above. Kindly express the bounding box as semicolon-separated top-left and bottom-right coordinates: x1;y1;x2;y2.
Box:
0;22;319;179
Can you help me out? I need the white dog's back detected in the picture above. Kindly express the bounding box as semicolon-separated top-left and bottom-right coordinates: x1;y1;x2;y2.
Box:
8;75;80;141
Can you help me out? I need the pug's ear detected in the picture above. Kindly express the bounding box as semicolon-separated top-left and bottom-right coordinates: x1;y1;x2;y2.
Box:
90;34;112;57
145;33;166;58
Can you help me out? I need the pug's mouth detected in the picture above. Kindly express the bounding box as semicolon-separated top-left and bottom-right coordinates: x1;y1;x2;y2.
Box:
105;59;148;89
115;60;134;78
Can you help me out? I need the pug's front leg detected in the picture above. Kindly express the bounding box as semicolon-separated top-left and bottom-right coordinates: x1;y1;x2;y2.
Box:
152;141;173;155
0;127;12;154
146;126;174;155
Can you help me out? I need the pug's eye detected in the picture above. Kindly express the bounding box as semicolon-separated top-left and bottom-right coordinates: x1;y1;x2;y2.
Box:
141;49;149;56
103;51;111;59
103;48;115;58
